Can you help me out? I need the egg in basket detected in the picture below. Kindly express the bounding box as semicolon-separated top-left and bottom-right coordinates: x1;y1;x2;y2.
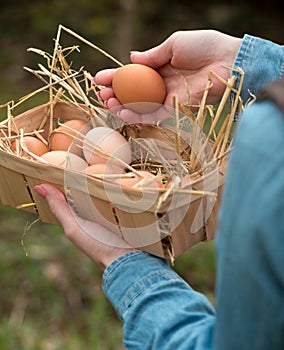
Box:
0;25;243;261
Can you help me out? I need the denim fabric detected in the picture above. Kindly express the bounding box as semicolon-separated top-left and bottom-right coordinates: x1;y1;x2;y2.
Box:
233;34;284;104
103;251;216;350
215;101;284;350
102;36;284;349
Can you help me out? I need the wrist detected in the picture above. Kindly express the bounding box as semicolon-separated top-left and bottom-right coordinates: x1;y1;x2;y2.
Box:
100;247;137;270
230;37;242;64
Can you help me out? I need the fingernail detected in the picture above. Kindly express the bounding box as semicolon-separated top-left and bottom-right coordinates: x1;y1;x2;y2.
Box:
130;50;140;55
34;185;47;198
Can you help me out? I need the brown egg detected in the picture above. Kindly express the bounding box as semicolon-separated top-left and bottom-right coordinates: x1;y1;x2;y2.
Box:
115;170;162;190
40;150;88;171
83;126;132;166
11;136;48;157
50;119;91;156
112;64;166;114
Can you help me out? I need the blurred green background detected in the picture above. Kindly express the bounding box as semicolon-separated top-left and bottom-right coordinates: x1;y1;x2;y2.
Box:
0;1;283;349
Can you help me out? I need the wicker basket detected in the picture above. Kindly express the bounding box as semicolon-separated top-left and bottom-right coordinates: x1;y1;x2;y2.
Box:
0;100;227;259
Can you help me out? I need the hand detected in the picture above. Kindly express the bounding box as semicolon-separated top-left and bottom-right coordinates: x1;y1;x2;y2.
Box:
94;30;242;122
34;184;136;269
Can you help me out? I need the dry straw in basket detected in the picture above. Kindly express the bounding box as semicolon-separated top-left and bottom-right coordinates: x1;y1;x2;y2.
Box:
0;25;244;260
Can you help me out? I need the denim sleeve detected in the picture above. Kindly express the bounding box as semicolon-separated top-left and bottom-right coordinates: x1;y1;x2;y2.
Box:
233;34;284;103
101;35;284;350
102;251;216;350
215;101;284;350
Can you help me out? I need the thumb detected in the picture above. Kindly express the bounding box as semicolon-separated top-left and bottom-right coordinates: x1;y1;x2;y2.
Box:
130;39;173;68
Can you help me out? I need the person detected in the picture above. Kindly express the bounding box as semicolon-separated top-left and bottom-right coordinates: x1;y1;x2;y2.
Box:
34;30;284;349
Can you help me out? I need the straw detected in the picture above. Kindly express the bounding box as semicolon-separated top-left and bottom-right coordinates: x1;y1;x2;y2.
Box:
0;24;245;260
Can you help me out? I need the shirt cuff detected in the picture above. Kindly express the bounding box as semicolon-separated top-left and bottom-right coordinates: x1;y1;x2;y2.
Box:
102;250;182;319
233;34;284;104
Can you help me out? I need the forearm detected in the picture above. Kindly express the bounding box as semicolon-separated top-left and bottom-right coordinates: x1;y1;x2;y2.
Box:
233;34;284;103
103;251;215;350
215;100;284;349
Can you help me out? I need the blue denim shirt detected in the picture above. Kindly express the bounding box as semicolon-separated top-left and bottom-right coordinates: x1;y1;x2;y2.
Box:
102;35;284;349
233;34;284;104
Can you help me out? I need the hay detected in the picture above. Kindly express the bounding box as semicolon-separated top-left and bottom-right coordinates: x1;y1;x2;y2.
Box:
0;25;244;259
1;25;244;176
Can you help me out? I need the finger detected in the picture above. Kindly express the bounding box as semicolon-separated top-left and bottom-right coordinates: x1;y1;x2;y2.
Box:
118;108;143;124
98;87;115;101
34;185;122;246
34;184;76;231
107;97;123;111
93;68;117;86
118;103;172;124
34;185;134;267
130;37;173;68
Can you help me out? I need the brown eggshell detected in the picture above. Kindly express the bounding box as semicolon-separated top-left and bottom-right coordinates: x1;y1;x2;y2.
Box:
40;150;88;171
11;136;48;157
112;64;166;114
50;119;91;157
83;127;132;166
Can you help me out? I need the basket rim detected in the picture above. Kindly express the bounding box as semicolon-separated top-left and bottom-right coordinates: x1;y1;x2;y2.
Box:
0;100;227;213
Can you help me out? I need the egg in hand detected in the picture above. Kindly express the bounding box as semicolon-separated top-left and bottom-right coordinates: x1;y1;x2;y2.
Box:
112;64;166;114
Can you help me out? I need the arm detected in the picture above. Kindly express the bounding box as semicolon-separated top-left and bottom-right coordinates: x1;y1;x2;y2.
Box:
35;184;216;349
36;31;284;349
103;251;215;350
215;98;284;349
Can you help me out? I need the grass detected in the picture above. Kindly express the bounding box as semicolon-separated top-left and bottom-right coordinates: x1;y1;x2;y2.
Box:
0;204;216;349
0;71;217;349
0;206;124;350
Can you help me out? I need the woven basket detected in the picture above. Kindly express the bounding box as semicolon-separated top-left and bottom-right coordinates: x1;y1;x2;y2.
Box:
0;100;227;259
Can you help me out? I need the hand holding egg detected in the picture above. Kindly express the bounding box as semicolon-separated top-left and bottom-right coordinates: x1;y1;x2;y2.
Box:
112;64;166;114
94;64;170;124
